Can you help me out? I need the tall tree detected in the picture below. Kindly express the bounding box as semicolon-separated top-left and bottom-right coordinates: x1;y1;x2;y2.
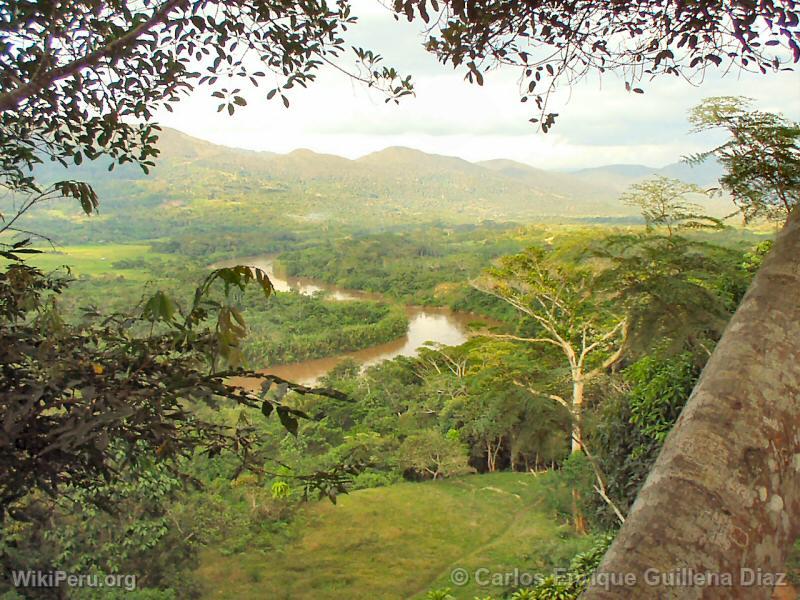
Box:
595;233;749;356
476;248;627;455
582;106;800;596
621;176;722;237
688;96;800;223
584;206;800;600
392;2;800;591
1;0;799;591
396;429;472;480
477;246;627;534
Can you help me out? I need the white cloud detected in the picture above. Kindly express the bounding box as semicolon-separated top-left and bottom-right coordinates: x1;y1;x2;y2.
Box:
155;3;800;170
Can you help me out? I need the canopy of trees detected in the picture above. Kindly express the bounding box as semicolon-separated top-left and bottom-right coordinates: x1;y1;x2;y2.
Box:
395;0;799;129
689;96;800;222
2;0;800;596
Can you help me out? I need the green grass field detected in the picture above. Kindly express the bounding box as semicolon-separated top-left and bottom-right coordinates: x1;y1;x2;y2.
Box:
196;472;591;600
16;243;173;280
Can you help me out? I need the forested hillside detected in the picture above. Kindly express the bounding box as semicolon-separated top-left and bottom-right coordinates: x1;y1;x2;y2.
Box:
23;128;733;254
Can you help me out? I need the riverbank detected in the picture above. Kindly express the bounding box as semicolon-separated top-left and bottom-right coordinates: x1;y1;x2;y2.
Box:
215;255;499;384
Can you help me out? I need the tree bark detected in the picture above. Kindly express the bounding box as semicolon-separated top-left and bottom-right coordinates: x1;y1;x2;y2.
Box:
583;208;800;599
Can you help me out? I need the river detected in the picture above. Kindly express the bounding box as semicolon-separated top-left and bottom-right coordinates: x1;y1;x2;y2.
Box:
214;256;490;385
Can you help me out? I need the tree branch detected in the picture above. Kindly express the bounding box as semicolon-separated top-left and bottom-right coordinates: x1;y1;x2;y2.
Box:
573;434;626;526
584;319;628;381
513;380;570;410
0;0;188;111
485;332;563;349
579;318;626;366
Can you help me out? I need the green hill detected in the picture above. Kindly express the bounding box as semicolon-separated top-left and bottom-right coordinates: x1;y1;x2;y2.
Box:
195;472;591;600
20;127;735;250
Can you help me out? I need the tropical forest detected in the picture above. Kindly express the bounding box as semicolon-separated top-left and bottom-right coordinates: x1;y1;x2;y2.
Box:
1;2;799;600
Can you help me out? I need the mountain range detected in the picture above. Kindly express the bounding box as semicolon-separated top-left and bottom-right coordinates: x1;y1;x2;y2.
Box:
32;127;733;237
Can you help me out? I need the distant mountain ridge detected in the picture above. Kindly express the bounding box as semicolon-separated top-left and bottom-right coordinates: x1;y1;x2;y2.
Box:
33;127;733;227
569;159;724;192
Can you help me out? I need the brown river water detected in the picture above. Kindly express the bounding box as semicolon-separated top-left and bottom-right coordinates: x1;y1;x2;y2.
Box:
213;256;491;385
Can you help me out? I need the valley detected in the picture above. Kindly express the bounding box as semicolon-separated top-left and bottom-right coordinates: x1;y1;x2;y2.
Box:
22;128;734;253
3;6;799;600
2;127;792;600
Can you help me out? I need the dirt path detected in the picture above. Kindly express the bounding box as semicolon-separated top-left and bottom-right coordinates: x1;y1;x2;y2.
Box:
407;508;531;599
407;484;539;599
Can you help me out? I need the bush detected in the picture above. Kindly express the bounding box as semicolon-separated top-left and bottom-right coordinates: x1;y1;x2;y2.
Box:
397;430;473;480
351;470;403;490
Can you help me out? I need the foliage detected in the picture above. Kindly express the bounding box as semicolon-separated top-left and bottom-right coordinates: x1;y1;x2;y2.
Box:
479;246;626;378
420;529;613;600
397;429;473;479
396;0;798;130
476;244;626;460
0;454;199;597
33;251;411;368
567;532;615;587
538;452;594;525
595;234;751;355
3;0;792;593
1;220;770;590
621;176;722;235
508;532;614;599
0;0;412;200
589;352;704;528
0;256;348;519
276;223;533;311
626;353;699;445
688;96;800;222
425;589;455;600
427;340;570;472
242;292;408;365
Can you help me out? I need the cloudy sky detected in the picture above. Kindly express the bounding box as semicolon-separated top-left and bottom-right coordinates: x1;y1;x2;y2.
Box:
156;1;800;170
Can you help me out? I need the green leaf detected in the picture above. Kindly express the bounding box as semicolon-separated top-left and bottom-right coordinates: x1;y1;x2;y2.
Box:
276;407;298;436
142;291;177;322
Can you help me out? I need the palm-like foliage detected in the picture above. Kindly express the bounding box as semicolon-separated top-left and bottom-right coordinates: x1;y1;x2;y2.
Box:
594;234;748;356
688;96;800;223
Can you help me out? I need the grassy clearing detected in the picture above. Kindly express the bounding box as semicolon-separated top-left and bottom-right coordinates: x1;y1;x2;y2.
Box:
196;472;591;600
20;244;172;280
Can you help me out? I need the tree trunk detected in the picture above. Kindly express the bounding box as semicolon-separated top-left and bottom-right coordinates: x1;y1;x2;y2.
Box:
583;209;800;599
571;374;588;534
487;440;499;472
572;487;588;535
572;376;585;453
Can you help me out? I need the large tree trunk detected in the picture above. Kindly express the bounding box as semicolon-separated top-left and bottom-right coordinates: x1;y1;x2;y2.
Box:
583;209;800;599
